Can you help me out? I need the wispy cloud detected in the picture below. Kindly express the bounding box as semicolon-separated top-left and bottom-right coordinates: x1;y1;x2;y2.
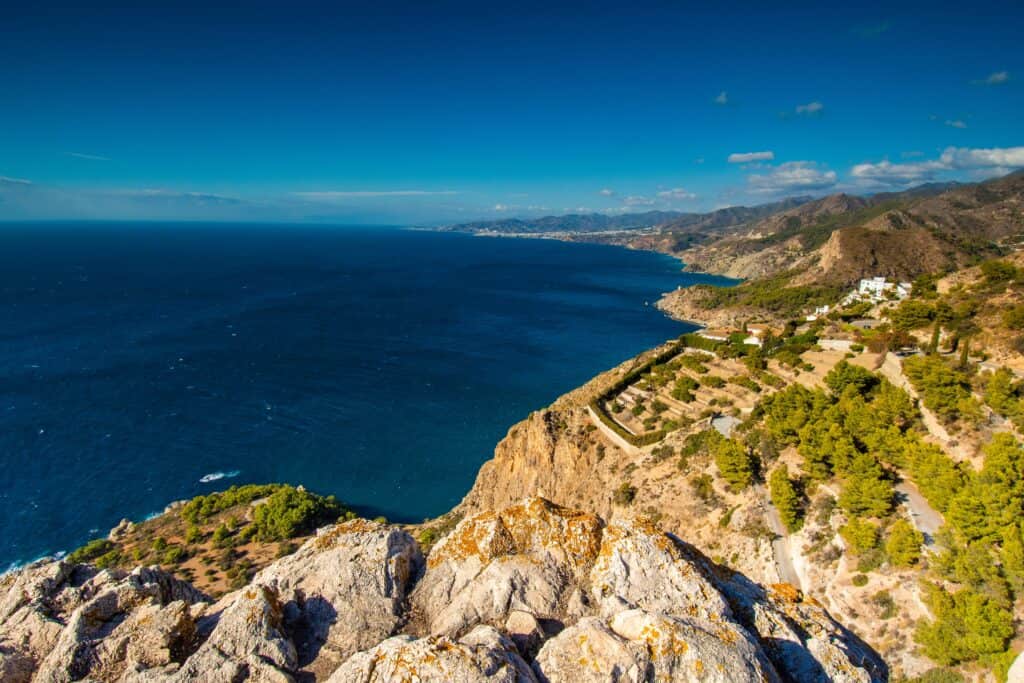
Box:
795;101;824;116
747;161;837;194
851;145;1024;187
944;119;967;129
973;70;1010;86
852;21;891;38
293;190;458;200
713;91;729;105
68;152;111;161
728;151;774;164
598;188;616;197
0;176;32;185
656;187;697;201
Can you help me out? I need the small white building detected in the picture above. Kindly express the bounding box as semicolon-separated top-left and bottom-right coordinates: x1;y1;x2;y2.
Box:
843;277;912;305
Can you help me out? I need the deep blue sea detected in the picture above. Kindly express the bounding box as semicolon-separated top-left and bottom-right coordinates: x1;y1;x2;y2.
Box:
0;224;734;569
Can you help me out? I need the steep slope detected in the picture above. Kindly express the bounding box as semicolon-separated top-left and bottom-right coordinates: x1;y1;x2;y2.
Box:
0;499;885;682
675;171;1024;286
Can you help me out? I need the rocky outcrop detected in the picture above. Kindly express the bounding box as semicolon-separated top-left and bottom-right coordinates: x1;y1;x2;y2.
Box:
0;498;884;682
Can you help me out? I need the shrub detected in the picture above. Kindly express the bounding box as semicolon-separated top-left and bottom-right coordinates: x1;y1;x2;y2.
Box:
915;583;1014;665
714;438;755;490
885;519;924;567
162;546;186;565
872;590;897;619
840;518;879;554
851;573;869;587
691;474;715;503
612;482;637;506
251;487;345;542
769;464;803;532
67;538;116;565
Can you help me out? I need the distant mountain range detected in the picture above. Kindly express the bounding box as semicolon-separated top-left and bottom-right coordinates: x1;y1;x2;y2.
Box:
440;171;1024;289
438;197;812;235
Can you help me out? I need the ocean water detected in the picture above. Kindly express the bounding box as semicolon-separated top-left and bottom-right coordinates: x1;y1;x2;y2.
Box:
0;223;734;568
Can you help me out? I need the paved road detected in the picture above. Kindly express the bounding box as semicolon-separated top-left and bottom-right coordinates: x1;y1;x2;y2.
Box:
586;406;640;456
760;492;802;589
895;481;943;545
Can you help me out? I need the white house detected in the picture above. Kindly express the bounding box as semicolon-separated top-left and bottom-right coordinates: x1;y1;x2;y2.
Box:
842;277;912;305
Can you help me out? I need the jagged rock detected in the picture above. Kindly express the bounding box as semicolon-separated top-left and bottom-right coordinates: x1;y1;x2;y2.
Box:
411;498;603;637
0;497;886;682
30;566;207;682
590;517;732;622
326;625;536;682
532;617;648;682
130;584;296;682
108;519;134;541
504;610;544;655
252;519;423;677
719;576;885;683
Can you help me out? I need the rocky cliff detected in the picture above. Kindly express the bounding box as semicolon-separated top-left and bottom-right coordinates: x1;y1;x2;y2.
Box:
0;498;884;682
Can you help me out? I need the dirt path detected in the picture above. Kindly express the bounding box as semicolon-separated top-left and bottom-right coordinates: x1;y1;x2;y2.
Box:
586;406;640;457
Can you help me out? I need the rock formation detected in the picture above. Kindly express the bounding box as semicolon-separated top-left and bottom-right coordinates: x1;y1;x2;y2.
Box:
0;498;884;682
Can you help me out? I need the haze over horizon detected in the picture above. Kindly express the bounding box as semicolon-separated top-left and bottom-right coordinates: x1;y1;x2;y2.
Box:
2;0;1022;224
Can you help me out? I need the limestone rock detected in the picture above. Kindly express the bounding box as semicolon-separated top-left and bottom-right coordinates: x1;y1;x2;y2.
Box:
252;519;423;677
532;617;648;682
412;498;603;637
326;625;536;683
589;517;732;622
130;584;296;683
0;497;886;683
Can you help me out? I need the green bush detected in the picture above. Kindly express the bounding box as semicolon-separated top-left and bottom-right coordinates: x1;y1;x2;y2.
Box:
67;538;117;565
714;438;755;490
251;487;345;542
915;583;1014;665
885;519;924;567
612;482;637;506
851;573;869;587
840;518;879;553
769;464;803;532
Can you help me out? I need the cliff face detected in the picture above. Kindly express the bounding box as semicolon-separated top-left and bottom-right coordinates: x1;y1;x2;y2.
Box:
0;498;884;682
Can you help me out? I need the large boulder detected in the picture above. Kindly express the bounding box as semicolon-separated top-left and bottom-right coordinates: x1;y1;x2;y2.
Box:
411;498;603;637
326;625;536;683
253;519;423;677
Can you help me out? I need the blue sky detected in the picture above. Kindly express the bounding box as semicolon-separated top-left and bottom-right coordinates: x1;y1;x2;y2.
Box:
1;0;1022;223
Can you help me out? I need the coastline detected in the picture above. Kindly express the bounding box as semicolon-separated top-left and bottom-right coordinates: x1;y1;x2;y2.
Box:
426;226;732;329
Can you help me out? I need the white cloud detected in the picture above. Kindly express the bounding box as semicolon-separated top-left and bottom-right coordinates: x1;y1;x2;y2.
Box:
747;161;837;194
293;190;458;200
493;203;510;212
728;151;774;164
974;70;1010;86
623;195;655;207
714;91;729;105
940;146;1024;169
850;159;944;186
850;145;1024;187
944;119;967;129
68;152;110;161
656;187;697;201
0;176;32;185
598;188;616;197
795;101;824;116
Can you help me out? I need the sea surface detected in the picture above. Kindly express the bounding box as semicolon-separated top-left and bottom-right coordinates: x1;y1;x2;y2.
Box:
0;223;734;569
